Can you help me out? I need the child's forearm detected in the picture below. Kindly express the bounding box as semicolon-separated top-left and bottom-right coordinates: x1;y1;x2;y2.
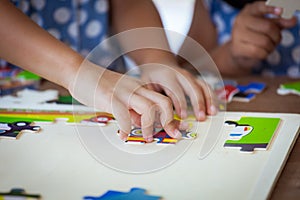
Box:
0;0;84;89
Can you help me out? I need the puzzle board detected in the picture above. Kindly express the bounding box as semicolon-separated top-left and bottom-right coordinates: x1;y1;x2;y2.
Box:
0;112;299;200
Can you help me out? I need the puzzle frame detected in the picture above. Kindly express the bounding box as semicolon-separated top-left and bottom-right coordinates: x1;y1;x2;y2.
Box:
0;112;298;199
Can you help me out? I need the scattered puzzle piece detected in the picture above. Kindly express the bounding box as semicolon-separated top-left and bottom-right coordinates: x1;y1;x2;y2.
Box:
123;127;197;145
277;81;300;96
83;188;161;200
232;92;256;102
266;0;300;19
216;82;266;102
0;121;40;139
224;117;281;153
0;188;41;199
237;82;266;94
216;85;239;102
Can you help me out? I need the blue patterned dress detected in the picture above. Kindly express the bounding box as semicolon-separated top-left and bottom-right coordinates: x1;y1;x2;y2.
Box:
204;0;300;78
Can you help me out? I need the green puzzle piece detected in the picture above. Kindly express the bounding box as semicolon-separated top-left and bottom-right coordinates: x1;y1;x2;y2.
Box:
224;117;281;153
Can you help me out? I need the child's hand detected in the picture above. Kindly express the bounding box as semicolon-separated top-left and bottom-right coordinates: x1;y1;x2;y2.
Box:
140;63;217;121
230;1;297;69
68;61;182;142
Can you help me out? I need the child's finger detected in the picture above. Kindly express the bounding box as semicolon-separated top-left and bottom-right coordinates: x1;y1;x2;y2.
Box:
129;109;141;127
196;79;217;116
163;119;182;139
128;92;157;142
177;74;206;121
111;97;132;141
135;87;181;138
162;82;188;119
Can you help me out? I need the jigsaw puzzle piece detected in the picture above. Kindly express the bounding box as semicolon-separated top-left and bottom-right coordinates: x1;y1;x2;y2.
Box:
266;0;300;18
0;111;114;126
0;121;40;139
123;127;197;145
237;82;266;94
153;130;178;145
277;81;300;96
215;85;239;102
232;92;256;102
0;188;41;199
83;187;161;200
224;117;281;153
124;128;147;144
181;130;197;139
80;114;114;126
224;120;253;140
224;143;271;153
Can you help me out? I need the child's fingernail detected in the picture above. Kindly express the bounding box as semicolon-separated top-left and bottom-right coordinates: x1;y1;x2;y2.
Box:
179;121;189;130
181;110;187;119
174;129;182;139
120;134;128;141
119;131;128;141
197;111;206;121
210;105;217;115
145;136;153;143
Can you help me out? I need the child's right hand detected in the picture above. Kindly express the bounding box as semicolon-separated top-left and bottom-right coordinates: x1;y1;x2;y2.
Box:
229;1;297;69
68;60;182;142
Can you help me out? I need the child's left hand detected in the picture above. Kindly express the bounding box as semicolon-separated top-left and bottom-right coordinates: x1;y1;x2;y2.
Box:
139;62;217;121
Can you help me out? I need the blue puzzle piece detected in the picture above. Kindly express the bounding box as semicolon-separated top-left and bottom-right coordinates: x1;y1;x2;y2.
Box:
237;82;266;94
84;188;161;200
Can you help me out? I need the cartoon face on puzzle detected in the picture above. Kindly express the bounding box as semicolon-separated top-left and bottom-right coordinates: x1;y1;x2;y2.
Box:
0;121;40;139
123;127;197;145
225;121;253;140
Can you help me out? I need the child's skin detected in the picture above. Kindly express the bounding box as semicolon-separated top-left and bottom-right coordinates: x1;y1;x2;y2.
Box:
179;0;297;76
0;0;216;142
